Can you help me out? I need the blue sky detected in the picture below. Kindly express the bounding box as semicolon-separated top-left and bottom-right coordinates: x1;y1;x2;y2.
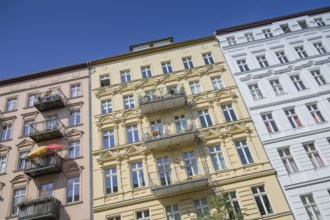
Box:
0;0;329;80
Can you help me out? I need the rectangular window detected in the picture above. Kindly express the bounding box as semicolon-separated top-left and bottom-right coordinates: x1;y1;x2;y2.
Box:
198;110;213;128
280;24;291;33
235;140;254;165
211;76;224;90
162;61;173;74
262;29;273;38
314;18;325;27
27;94;37;107
120;70;131;83
108;217;121;220
157;157;172;186
141;66;152;78
270;80;285;95
105;167;118;194
18;151;29;170
0;155;6;173
295;46;308;58
127;125;139;143
222;104;237;122
249;84;263;100
174;115;188;134
226;192;241;219
237;59;249;72
252;186;273;216
100;74;110;87
136;210;149;220
166;204;181;220
301;194;323;220
256;55;269;68
151;119;163;139
194;198;209;216
1;124;12;141
307;104;325;123
262;113;279;133
11;188;26;215
102;100;113;114
6;98;17;112
245;32;255;42
291;75;306;91
303;143;325;168
209;146;227;171
131;162;145;188
227;36;236;46
70;84;81;97
70;110;81;126
284;108;302;128
189;81;202;94
182;57;194;69
40;183;53;198
276;51;289;64
311;70;326;85
313;42;327;54
103;130;115;149
183;151;199;177
298;20;308;29
203;53;214;65
69;141;80;158
278;148;299;173
23;120;35;136
67;177;80;203
123;95;135;109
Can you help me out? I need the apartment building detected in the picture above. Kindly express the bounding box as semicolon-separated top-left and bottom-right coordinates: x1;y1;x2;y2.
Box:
215;6;330;220
0;65;91;220
90;36;293;220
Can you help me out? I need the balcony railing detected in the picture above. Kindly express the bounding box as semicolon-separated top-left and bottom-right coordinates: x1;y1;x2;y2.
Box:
24;152;62;177
28;119;66;142
138;84;186;114
143;120;196;150
34;88;67;111
149;162;208;197
18;197;61;220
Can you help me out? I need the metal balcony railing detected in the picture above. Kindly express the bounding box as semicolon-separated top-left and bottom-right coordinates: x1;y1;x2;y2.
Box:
28;118;65;142
18;197;61;220
137;84;186;114
34;88;67;112
149;162;208;197
24;152;62;177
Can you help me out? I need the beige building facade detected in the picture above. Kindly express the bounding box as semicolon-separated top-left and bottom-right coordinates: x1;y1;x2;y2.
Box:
0;65;91;220
91;37;294;220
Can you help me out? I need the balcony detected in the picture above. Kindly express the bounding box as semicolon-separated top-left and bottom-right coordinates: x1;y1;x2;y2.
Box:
149;162;208;197
34;88;67;112
28;119;66;142
138;84;186;114
24;152;62;177
143;120;196;150
18;197;61;220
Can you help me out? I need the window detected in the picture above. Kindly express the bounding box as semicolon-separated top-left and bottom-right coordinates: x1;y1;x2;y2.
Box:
262;29;273;38
102;100;112;114
198;110;213;128
1;124;12;141
120;70;131;83
70;84;81;97
194;199;209;216
100;75;110;87
183;151;199;177
11;187;26;215
127;125;139;143
303;143;325;168
157;157;172;186
6;98;17;112
291;75;306;91
105;167;118;194
256;55;269;68
103;130;115;149
227;36;236;45
235;140;254;165
314;18;325;27
203;53;214;65
211;76;224;90
108;217;121;220
150;119;163;138
162;61;173;74
23;120;34;136
307;104;325;123
209;146;227;171
276;51;289;63
18;151;29;170
123;95;135;109
166;204;181;220
245;32;254;42
70;110;81;126
174;115;188;134
182;57;194;69
189;81;202;94
249;84;263;100
141;66;152;78
270;80;285;95
131;162;145;188
252;186;273;216
0;155;6;173
284;108;302;128
226;192;241;219
278;148;299;173
298;20;308;29
27;94;37;107
262;113;279;133
295;46;308;58
67;177;80;203
237;59;249;72
314;42;327;54
301;194;323;220
222;104;237;122
40;183;53;198
280;24;291;33
311;70;326;85
136;210;149;220
69;141;80;158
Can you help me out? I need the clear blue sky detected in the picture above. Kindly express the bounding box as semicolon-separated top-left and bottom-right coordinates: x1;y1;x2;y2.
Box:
0;0;329;80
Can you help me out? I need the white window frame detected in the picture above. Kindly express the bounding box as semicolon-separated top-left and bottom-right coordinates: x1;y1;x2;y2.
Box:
1;124;12;141
314;18;325;27
270;79;285;95
311;70;326;85
141;66;152;78
131;162;145;188
203;53;214;65
303;143;325;168
261;113;279;133
0;155;6;173
120;70;131;83
276;51;289;63
278;147;299;174
69;110;80;126
262;29;273;38
194;198;209;216
6;97;17;112
237;59;249;72
105;167;118;194
245;32;255;42
227;36;236;45
235;140;254;165
252;186;273;216
182;57;194;69
248;84;263;100
209;146;227;171
307;104;325;123
189;81;202;94
136;210;150;220
123;95;135;109
313;42;327;54
291;75;306;91
68;141;80;159
162;61;173;74
166;204;181;220
211;76;224;90
295;46;308;58
70;84;81;97
301;194;323;220
102;100;113;114
284;108;302;128
256;55;269;68
100;74;110;87
67;177;80;203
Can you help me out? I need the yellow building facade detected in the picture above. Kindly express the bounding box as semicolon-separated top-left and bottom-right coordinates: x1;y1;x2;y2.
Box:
91;37;293;220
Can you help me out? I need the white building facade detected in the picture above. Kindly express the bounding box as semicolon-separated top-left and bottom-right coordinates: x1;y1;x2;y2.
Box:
216;7;330;220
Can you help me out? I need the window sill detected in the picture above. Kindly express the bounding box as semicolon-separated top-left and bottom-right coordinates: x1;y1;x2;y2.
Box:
65;156;83;161
5;215;18;219
0;172;7;176
275;92;288;96
268;131;281;135
67;95;83;100
316;121;328;125
23;106;35;110
63;201;83;207
0;139;13;143
67;123;84;129
13;169;24;173
2;109;18;114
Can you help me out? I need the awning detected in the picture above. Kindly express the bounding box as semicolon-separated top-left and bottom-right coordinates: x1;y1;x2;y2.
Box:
47;144;64;150
27;146;48;158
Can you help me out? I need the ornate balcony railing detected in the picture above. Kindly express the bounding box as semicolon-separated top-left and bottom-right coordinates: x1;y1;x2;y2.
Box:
34;88;67;112
28;118;65;142
24;152;62;177
18;197;61;220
